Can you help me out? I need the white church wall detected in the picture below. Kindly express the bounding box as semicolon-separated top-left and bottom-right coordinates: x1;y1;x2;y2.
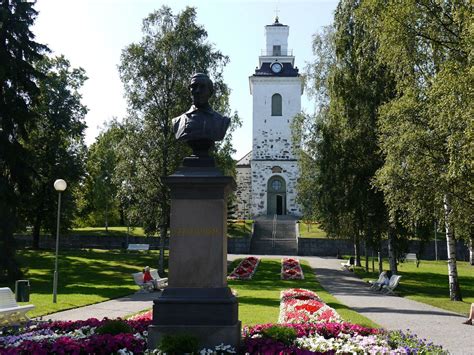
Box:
251;77;302;160
235;165;251;220
250;160;301;217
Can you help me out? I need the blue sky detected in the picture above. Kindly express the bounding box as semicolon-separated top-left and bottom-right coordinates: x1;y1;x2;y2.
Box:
33;0;338;159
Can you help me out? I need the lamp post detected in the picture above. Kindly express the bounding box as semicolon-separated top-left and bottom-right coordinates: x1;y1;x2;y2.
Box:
53;179;67;303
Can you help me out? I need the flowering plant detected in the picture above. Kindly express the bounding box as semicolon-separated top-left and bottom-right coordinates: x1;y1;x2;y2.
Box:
128;310;153;322
0;317;150;354
227;257;260;280
281;258;304;280
280;288;321;302
279;298;341;324
242;323;445;354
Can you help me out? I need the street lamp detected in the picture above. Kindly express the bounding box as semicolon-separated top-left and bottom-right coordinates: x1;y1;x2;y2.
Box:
53;179;67;303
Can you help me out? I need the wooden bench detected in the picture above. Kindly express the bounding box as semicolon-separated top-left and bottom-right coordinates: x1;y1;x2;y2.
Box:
405;253;420;267
131;269;168;293
127;243;150;251
0;287;35;326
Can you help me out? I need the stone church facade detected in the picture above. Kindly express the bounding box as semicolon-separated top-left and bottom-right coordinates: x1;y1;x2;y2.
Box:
235;18;303;219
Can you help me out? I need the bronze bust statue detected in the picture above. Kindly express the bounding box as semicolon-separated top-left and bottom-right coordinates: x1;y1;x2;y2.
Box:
172;73;230;144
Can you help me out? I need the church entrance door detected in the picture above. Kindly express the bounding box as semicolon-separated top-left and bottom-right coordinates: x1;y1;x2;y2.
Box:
267;176;286;215
276;195;283;215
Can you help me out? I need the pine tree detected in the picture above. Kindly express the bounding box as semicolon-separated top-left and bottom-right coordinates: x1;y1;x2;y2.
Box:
0;0;48;281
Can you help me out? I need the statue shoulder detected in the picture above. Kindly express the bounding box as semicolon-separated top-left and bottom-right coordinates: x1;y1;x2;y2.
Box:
211;110;230;123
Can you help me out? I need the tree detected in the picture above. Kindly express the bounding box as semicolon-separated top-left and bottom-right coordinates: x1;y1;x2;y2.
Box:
0;0;48;280
21;55;87;248
363;0;472;300
118;6;239;274
76;120;125;229
294;0;396;270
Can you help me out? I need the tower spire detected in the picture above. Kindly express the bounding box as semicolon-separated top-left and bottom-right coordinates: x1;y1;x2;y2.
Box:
274;2;280;23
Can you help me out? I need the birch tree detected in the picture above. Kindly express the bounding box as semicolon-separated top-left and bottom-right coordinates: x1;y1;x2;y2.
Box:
363;0;473;300
118;6;239;274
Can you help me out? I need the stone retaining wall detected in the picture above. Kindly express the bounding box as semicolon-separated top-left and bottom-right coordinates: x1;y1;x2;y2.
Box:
14;233;252;254
297;238;470;261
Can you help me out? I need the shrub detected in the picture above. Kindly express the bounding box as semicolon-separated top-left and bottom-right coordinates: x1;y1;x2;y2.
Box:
261;325;297;345
95;319;133;335
158;334;199;354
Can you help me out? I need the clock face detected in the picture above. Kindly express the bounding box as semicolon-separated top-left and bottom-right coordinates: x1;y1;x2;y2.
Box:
271;62;282;73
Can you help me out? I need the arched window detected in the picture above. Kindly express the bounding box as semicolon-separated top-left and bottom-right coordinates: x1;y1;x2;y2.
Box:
271;93;282;116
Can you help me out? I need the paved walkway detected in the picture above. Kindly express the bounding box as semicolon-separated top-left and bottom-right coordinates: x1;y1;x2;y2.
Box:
41;291;160;322
43;255;473;354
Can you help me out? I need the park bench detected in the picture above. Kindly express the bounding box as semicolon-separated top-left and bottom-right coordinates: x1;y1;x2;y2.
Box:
404;253;420;267
341;256;355;271
127;243;150;251
0;287;35;326
132;269;168;293
380;275;402;295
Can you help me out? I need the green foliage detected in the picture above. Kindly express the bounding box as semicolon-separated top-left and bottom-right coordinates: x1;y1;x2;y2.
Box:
293;0;395;267
75;120;125;228
22;55;87;248
117;6;238;274
95;319;133;335
0;0;48;281
360;0;472;300
158;334;199;354
261;325;297;345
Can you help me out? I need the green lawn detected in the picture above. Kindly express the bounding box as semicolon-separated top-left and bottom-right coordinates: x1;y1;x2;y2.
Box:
71;227;146;237
228;258;378;328
354;259;474;316
298;222;327;238
72;224;252;238
12;249;469;327
11;249;167;318
228;220;253;238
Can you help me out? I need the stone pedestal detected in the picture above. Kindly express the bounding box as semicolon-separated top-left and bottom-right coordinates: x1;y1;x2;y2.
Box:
148;166;240;350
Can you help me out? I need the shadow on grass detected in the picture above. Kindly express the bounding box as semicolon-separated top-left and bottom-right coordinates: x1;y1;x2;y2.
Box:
14;249;168;299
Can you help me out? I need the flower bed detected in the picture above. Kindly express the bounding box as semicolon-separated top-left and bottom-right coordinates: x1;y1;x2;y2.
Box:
281;258;304;280
242;323;446;354
0;318;150;354
227;256;260;280
279;288;341;324
238;288;446;354
0;287;446;354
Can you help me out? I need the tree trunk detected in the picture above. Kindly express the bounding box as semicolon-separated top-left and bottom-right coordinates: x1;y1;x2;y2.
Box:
158;228;166;276
388;225;398;274
378;250;383;274
32;216;41;250
364;239;369;272
469;235;473;266
443;194;462;301
353;233;361;266
105;199;109;232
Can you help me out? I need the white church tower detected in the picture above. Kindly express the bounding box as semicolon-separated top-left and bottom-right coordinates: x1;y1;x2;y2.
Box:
236;17;303;218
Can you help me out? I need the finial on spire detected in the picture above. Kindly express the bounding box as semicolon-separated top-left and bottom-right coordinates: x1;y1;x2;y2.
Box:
274;2;280;23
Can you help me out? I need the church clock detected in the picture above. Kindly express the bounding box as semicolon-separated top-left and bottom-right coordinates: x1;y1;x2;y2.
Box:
246;16;303;217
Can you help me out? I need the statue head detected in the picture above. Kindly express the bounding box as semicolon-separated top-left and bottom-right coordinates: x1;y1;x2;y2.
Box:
189;73;214;108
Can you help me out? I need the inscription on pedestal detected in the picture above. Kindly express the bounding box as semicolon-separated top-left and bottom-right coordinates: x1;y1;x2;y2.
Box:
169;199;227;288
174;227;220;236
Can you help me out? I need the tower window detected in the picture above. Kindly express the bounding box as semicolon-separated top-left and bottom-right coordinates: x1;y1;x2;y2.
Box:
271;94;282;116
273;45;281;56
